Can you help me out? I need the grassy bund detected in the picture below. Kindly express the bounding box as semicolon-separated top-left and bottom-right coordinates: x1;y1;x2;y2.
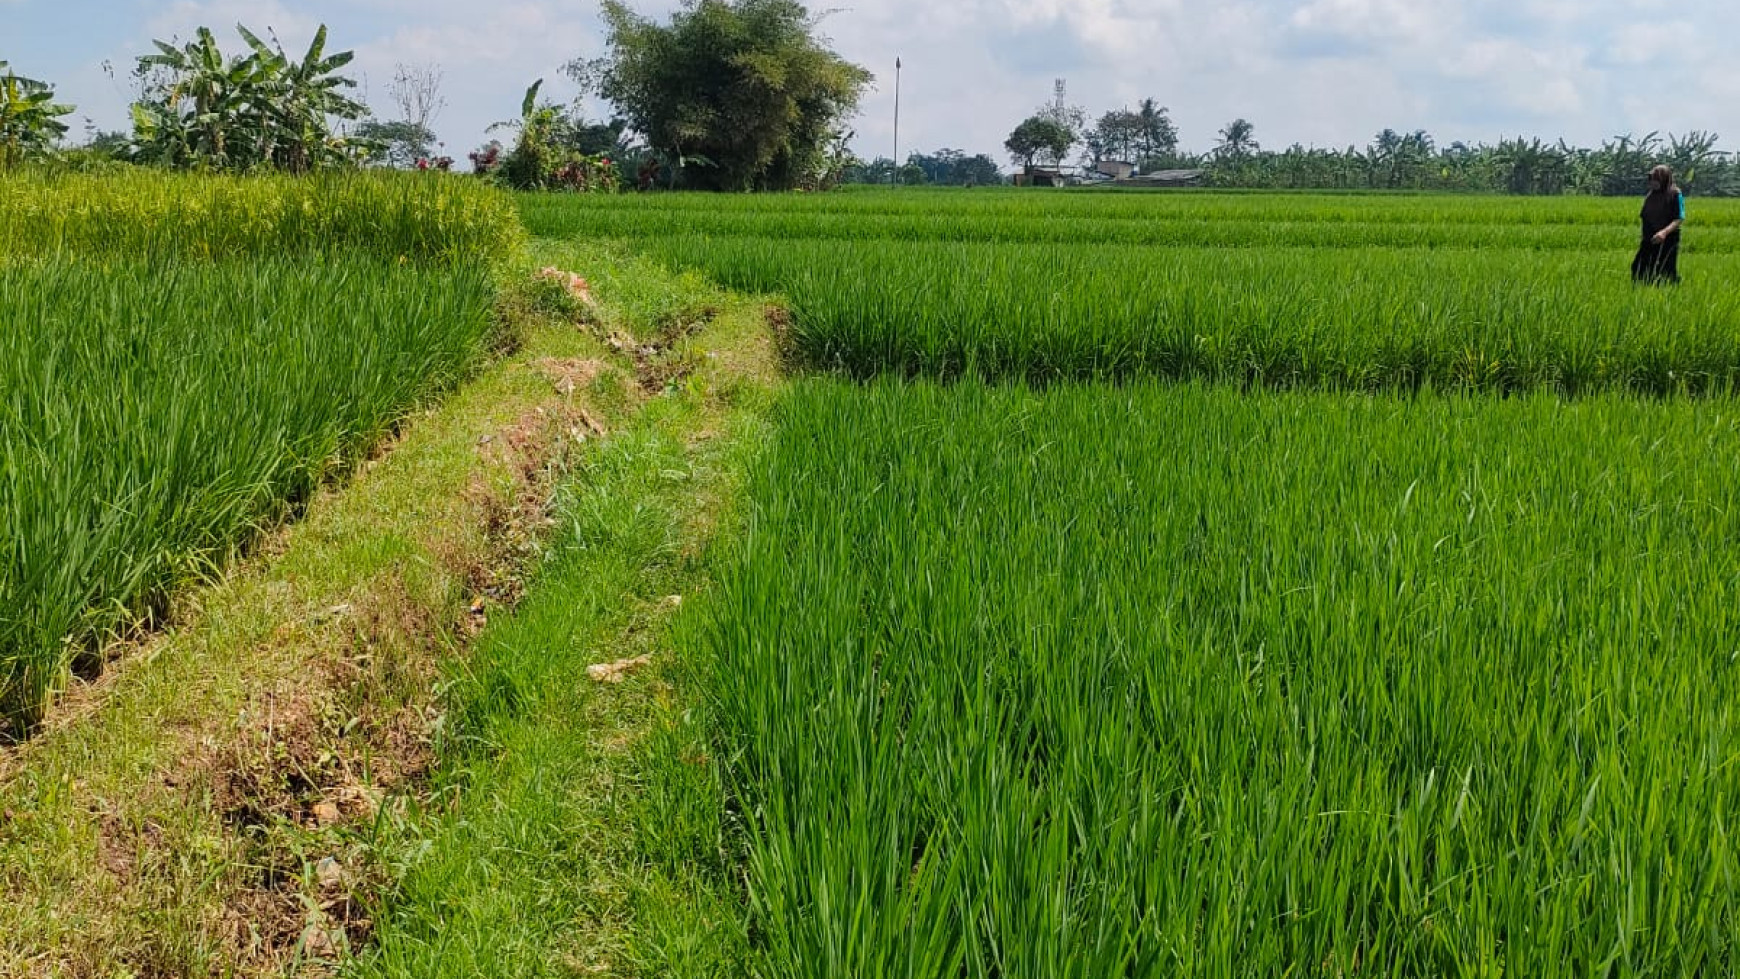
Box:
530;188;1740;977
0;172;520;734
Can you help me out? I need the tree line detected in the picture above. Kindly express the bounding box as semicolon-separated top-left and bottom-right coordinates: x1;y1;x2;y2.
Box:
5;1;1737;197
984;89;1739;196
2;0;872;193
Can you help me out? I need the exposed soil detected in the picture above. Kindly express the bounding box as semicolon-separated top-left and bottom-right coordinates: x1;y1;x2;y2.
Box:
178;363;614;975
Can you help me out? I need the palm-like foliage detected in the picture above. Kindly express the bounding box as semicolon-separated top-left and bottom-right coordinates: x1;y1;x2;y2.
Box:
1200;127;1740;197
0;62;75;168
130;24;372;172
1214;118;1258;160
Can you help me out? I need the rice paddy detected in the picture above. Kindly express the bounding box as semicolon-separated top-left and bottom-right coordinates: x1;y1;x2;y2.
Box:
5;170;1735;975
533;189;1740;391
527;187;1740;975
698;379;1740;977
0;175;513;735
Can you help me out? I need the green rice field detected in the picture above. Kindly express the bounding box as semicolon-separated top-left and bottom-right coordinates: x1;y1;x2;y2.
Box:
702;379;1740;977
0;173;515;734
530;189;1740;391
530;188;1740;976
5;174;1736;974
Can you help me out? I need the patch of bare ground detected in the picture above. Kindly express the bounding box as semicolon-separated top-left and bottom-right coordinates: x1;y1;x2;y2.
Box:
187;361;608;975
604;303;718;394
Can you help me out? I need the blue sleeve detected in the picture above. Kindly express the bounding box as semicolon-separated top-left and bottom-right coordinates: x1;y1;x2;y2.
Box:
1679;193;1686;221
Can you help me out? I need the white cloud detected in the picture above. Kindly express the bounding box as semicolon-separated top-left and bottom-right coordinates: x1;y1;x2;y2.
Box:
146;0;321;47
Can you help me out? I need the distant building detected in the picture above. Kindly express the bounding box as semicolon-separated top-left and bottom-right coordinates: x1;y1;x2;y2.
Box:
1119;169;1207;188
1015;165;1074;188
1095;160;1136;180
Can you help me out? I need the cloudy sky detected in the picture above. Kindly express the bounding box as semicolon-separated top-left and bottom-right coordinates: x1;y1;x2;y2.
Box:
7;0;1737;166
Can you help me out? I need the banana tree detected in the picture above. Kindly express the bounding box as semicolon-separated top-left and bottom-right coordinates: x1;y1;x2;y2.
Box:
130;23;370;172
0;62;75;168
237;24;369;173
136;28;261;167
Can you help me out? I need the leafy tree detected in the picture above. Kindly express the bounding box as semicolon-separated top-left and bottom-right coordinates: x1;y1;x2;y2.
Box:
1034;82;1086;140
129;24;371;172
483;80;621;192
1006;116;1073;170
1667;130;1722;187
0;62;74;167
843;155;896;184
1134;98;1179;167
355;119;436;168
954;153;1003;186
846;149;1001;186
577;0;872;191
1083;109;1143;165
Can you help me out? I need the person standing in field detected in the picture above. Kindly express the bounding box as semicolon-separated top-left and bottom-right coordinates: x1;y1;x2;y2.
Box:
1631;164;1684;284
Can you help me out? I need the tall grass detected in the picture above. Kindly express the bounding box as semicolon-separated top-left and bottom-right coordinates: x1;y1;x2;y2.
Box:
523;201;1740;253
0;170;522;264
700;378;1740;977
519;186;1740;229
526;191;1740;391
638;235;1740;392
0;255;494;734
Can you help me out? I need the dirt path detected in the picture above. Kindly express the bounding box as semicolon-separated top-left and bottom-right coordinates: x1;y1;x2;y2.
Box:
0;244;778;977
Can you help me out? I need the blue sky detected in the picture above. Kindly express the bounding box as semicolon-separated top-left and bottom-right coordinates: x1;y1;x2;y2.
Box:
7;0;1737;166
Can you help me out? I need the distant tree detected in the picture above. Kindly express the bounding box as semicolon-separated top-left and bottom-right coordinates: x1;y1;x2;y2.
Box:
0;62;75;167
390;63;445;142
1365;128;1434;188
1034;79;1086;140
843;154;897;184
484;79;621;191
356;119;436;168
1168;120;1735;197
1215;118;1259;160
79;125;132;156
576;0;872;191
356;62;446;167
129;24;371;172
906;148;959;184
1083;109;1144;166
1135;98;1179;166
1006;115;1073;170
955;153;1003;186
1667;130;1723;187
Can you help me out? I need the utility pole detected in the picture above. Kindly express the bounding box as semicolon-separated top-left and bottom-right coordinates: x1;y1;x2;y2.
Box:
893;57;902;185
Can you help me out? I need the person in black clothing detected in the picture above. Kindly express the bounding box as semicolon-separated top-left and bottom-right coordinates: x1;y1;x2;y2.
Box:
1632;164;1684;284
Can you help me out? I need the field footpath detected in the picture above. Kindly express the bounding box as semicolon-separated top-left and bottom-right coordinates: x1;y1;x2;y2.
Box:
353;241;779;978
0;242;778;977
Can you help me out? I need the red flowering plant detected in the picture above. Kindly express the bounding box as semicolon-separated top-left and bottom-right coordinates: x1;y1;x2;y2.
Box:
468;141;503;176
551;152;621;193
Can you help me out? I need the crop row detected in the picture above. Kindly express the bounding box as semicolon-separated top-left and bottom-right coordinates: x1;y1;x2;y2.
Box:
633;234;1740;392
522;186;1740;229
524;205;1740;253
1;171;523;264
0;256;495;734
700;377;1740;977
